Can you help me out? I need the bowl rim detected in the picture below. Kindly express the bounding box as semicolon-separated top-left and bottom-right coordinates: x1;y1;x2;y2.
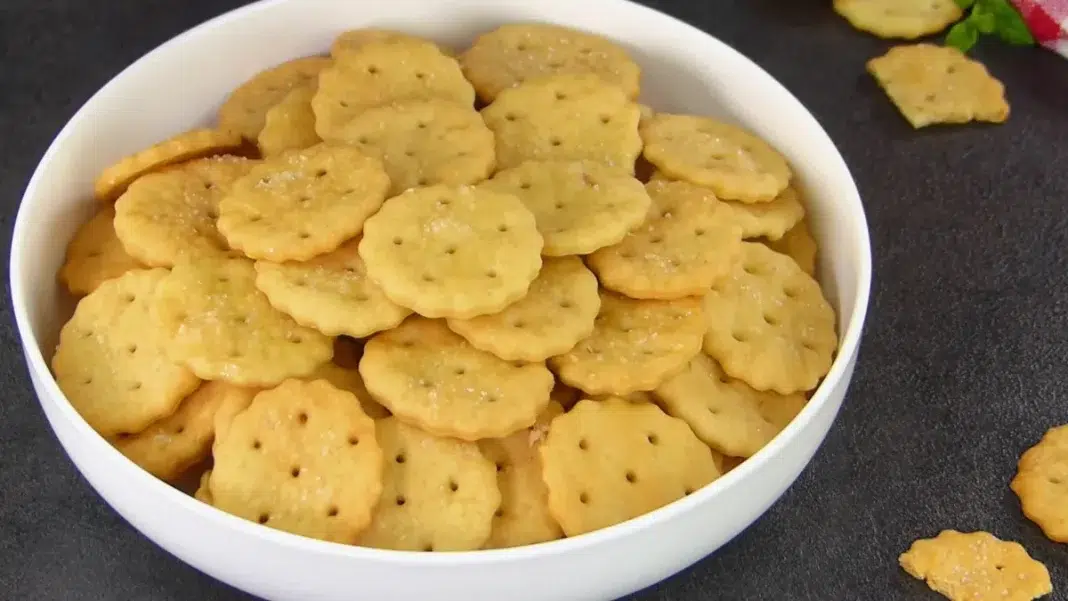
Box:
9;0;872;565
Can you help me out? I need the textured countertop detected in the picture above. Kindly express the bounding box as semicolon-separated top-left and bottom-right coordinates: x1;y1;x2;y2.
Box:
2;0;1068;599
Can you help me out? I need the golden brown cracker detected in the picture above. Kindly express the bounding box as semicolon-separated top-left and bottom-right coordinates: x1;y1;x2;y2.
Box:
867;44;1010;129
460;23;641;102
358;184;544;319
1011;424;1068;543
359;317;555;441
154;256;333;387
333;99;495;194
899;530;1053;601
587;179;743;299
210;379;383;543
59;206;143;296
253;238;411;339
481;74;642;172
479;160;651;257
357;417;500;551
480;401;566;549
765;218;819;276
218;56;332;141
304;362;391;421
93;128;244;202
113;156;254;267
52;269;201;437
446;256;601;363
257;85;321;157
641;113;792;203
217;143;390;262
312;39;475;141
653;353;804;458
549;292;705;396
703;242;837;394
114;381;257;482
834;0;963;40
539;398;721;536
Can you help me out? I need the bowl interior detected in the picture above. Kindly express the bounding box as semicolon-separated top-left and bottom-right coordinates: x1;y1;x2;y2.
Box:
9;0;870;558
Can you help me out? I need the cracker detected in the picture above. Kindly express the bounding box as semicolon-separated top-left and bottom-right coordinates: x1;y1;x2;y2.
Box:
765;219;819;276
216;143;390;262
867;44;1010;129
333;99;495;195
52;269;200;437
194;470;214;505
92;128;244;202
539;397;721;536
358;184;543;319
641;113;792;203
114;156;254;267
549;291;705;396
359;317;555;441
330;29;448;58
257;85;321;157
1010;424;1068;543
218;56;332;141
834;0;963;40
460;23;641;103
357;417;500;551
479;160;651;256
114;381;257;482
446;256;601;363
154;256;333;386
210;379;383;543
312;39;475;141
59;205;143;296
481;74;642;172
480;401;566;549
304;362;391;421
254;238;411;339
653;353;804;458
899;530;1053;601
587;179;743;300
703;242;837;394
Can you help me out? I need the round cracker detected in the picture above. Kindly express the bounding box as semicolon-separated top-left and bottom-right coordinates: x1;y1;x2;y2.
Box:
218;56;332;141
479;160;651;256
833;0;963;40
257;85;321;158
460;23;641;102
1010;424;1068;543
59;206;144;296
303;362;391;421
766;218;819;276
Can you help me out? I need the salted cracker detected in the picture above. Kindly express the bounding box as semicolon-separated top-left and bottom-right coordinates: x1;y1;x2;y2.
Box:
765;218;819;276
834;0;963;40
59;206;143;296
218;56;332;141
304;362;391;421
359;317;555;441
1010;424;1068;543
257;85;321;157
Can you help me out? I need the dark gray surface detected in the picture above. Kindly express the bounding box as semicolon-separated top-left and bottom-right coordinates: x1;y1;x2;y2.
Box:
2;0;1067;599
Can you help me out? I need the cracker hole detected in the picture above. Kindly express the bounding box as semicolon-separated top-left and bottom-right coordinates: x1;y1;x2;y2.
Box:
297;411;308;425
580;47;592;55
229;349;243;359
82;377;93;386
81;330;94;339
559;299;573;309
404;149;415;157
396;495;407;506
207;209;219;219
578;439;588;450
395;453;406;464
438;198;451;206
485;395;497;403
298;195;311;206
695;228;706;236
554;92;567;100
348;435;360;446
625;470;637;483
554;201;565;209
86;251;101;258
600;115;612;124
548;60;564;69
448;480;459;492
549;137;562;147
995;564;1004;571
649;236;663;244
172;425;184;435
249;215;263;223
415;71;427;80
252;439;262;450
122;293;136;303
668;259;680;268
763;314;780;326
519;181;531;190
417;121;428;130
422;274;435;283
444;246;457;255
620;252;634;259
707;407;720;416
417;178;429;186
498;224;509;232
661;210;673;219
288;334;304;345
290;466;301;478
516;43;528;51
718;375;731;384
358;136;369;144
401;340;415;348
368;65;380;75
454;367;466;376
925;94;937;103
129;382;142;391
419;378;434;388
783;287;799;299
423;544;434;552
315;169;327;178
393;237;403;246
257;514;270;524
579;492;589;504
802;341;817;352
647;433;659;445
512;320;525;328
1049;477;1062;485
327;506;339;517
487;270;498;279
298;231;311;240
732;331;748;342
684;487;695;496
494;508;504;518
505;113;518;122
127;345;137;354
495;462;504;472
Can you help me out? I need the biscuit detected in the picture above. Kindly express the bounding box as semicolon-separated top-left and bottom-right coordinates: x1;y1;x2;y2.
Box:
59;206;143;296
461;23;640;102
357;417;500;551
358;184;543;319
703;242;837;394
899;530;1053;601
113;156;254;267
257;85;321;157
587;179;743;299
550;291;705;396
539;398;721;536
481;74;642;172
834;0;963;40
765;219;819;276
52;269;201;437
217;143;390;262
479;160;651;256
210;379;383;543
304;362;391;421
867;44;1010;129
333;99;495;194
641;113;792;203
312;39;475;141
359;317;555;441
254;238;411;339
154;256;333;386
218;56;332;141
446;256;601;363
1010;424;1068;543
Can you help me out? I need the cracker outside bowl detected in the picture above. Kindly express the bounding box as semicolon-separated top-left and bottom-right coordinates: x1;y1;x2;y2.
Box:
9;1;871;600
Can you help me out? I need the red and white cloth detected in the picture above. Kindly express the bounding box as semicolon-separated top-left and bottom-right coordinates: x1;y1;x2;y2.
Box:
1012;0;1068;58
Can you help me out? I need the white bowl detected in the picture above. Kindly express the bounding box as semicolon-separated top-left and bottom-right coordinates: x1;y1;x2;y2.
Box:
9;0;872;599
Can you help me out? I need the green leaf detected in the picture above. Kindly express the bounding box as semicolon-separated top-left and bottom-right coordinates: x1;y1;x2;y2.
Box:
984;0;1037;45
968;4;997;34
954;0;977;8
945;20;980;52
